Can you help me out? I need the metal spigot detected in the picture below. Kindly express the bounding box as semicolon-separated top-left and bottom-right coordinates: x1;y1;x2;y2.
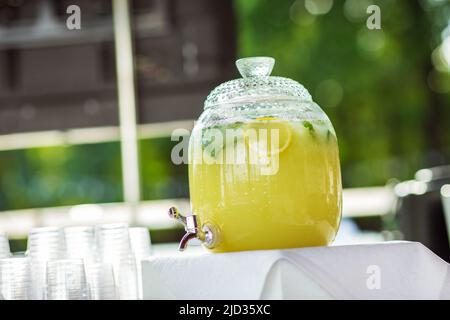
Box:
168;207;218;251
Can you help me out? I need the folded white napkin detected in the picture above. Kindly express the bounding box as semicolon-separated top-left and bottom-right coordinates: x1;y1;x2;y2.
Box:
141;241;450;300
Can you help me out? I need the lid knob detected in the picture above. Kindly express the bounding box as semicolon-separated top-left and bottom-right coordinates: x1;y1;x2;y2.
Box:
236;57;275;78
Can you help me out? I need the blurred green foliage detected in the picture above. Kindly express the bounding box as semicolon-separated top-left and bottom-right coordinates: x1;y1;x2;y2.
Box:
0;142;122;210
235;0;450;186
1;0;450;211
0;138;189;211
139;138;189;200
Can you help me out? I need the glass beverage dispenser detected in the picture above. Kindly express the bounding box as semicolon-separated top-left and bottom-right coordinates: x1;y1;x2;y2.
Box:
170;57;342;252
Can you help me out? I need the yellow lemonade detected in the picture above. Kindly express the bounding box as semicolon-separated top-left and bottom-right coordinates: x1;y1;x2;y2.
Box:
189;118;342;252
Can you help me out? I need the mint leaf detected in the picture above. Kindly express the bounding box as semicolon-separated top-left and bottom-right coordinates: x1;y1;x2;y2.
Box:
201;126;224;159
201;122;244;160
302;120;315;137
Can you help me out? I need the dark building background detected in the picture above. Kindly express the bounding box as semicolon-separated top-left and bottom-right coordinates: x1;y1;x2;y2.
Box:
0;0;236;133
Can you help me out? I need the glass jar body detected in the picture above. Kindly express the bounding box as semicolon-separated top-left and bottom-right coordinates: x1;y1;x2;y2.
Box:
188;99;342;252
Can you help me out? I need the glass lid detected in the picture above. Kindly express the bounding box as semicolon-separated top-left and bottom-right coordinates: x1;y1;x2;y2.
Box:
204;56;313;109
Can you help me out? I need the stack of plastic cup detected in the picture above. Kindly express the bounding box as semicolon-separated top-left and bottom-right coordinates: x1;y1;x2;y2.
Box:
0;232;11;259
89;263;118;300
129;227;152;299
1;223;153;300
27;227;66;300
0;257;31;300
95;224;138;300
64;226;99;295
45;259;90;300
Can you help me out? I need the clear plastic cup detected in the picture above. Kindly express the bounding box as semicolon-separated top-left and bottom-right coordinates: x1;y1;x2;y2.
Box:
0;257;31;300
45;259;90;300
27;227;66;300
27;227;66;260
64;226;99;296
129;227;152;299
89;263;118;300
64;226;96;262
129;227;152;259
95;224;137;300
96;224;131;259
0;231;11;259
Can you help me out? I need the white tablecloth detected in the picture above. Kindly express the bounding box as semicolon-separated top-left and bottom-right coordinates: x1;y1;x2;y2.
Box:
141;241;450;300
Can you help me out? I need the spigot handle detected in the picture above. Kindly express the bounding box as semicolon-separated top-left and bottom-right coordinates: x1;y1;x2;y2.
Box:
168;206;218;251
168;207;187;225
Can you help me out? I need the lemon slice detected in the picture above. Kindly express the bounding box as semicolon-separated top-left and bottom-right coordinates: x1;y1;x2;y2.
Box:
243;117;292;158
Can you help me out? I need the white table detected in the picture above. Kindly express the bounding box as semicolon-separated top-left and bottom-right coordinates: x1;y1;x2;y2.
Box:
142;241;450;300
